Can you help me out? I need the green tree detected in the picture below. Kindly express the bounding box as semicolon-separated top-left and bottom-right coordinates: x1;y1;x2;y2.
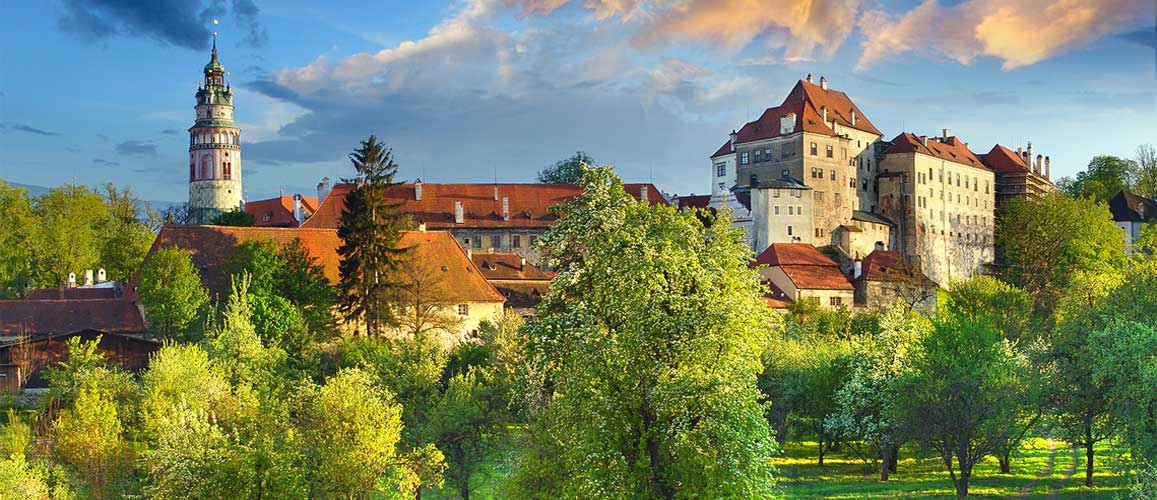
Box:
1090;320;1157;465
825;304;927;480
139;246;210;337
141;402;261;500
278;238;337;335
507;168;778;499
535;151;594;184
98;218;155;283
1060;155;1137;202
337;135;410;336
996;192;1124;329
138;343;234;439
210;207;255;226
1135;144;1157;199
760;335;852;464
52;385;126;500
228;238;335;341
0;181;35;297
31;184;109;287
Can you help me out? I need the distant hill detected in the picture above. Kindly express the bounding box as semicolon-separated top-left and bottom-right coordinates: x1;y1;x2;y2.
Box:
4;181;179;212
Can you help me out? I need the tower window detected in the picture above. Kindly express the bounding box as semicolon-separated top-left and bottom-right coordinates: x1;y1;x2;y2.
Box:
716;163;726;177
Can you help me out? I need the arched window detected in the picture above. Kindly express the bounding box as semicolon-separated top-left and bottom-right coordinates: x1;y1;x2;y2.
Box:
190;163;196;181
201;155;211;180
223;162;231;180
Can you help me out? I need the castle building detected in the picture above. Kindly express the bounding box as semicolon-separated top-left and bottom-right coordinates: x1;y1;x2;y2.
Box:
187;36;243;224
977;142;1056;211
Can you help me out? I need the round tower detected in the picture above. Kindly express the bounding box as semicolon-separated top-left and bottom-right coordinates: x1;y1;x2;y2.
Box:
187;34;242;224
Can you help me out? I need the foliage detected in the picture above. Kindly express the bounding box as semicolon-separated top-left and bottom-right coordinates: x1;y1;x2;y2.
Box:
1060;155;1137;203
996;192;1124;329
760;334;853;463
942;276;1034;343
138;343;234;439
210;207;255;226
141;402;262;500
0;181;35;297
139;246;210;337
389;256;463;341
98;217;155;283
1135;144;1157;200
227;239;335;350
1089;320;1157;464
30;184;109;287
535;151;594;184
508;167;778;499
337;135;411;336
52;385;126;500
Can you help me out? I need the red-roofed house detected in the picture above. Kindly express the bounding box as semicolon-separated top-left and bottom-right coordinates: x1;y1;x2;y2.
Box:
708;75;885;252
851;250;938;312
147;225;505;342
752;243;853;309
978;142;1056;211
877;130;996;286
469;252;553;317
245;194;318;227
302;181;666;265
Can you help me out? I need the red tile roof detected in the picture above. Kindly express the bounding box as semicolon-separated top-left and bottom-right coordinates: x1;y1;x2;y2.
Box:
855;250;936;286
753;243;853;291
470;252;553;281
302;182;666;230
493;282;550;309
24;288;117;300
675;195;712;211
149;225;504;303
711;140;733;158
731;79;881;147
886;133;987;171
245;195;318;227
0;299;145;335
762;281;792;309
979;144;1030;174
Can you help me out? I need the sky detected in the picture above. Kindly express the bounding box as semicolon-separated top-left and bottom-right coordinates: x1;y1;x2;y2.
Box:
0;0;1154;203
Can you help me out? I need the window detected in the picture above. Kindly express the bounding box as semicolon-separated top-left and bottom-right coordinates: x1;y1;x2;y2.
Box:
782;169;790;178
826;145;834;158
223;162;231;180
830;297;842;306
788;206;794;215
492;235;503;248
754;149;762;162
750;174;758;186
530;235;538;245
716;163;726;177
842;148;848;159
797;205;803;214
810;142;818;156
741;152;749;164
457;304;469;316
473;238;482;249
764;148;772;159
787;225;793;236
512;235;521;248
774;205;780;215
815;191;825;201
773;190;781;198
830;170;836;181
189;163;195;181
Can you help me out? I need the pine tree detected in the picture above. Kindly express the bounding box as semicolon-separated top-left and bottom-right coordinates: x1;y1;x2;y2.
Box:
336;135;410;336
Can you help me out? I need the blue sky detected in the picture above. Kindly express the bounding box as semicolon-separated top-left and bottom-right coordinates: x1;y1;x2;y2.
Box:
0;0;1154;203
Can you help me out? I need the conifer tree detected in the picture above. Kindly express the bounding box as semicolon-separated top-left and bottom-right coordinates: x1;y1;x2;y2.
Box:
337;135;410;336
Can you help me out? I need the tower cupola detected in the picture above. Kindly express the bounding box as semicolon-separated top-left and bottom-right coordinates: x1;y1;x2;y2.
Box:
187;29;243;224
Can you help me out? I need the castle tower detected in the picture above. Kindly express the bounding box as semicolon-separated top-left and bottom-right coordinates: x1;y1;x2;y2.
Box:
187;34;242;224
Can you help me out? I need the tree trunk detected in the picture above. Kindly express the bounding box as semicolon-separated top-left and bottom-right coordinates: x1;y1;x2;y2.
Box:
818;439;826;466
889;447;899;474
642;401;673;499
956;460;972;499
1085;441;1095;487
998;452;1011;474
880;446;892;481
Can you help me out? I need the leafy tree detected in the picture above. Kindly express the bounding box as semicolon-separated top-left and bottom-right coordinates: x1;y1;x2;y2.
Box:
390;257;463;341
138;343;234;439
1089;320;1157;465
761;335;852;464
210;207;255;226
52;385;127;500
337;135;410;336
826;304;927;480
228;238;335;342
897;315;1030;499
141;402;262;500
146;202;190;232
1060;155;1137;202
1135;144;1157;199
31;184;109;287
996;192;1124;329
535;151;594;184
508;168;778;499
278;238;337;334
139;246;210;337
98;218;155;283
0;181;35;297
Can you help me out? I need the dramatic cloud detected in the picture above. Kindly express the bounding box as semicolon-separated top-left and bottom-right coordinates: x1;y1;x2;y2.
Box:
0;122;60;136
115;140;158;157
857;0;1153;71
508;0;860;59
57;0;266;50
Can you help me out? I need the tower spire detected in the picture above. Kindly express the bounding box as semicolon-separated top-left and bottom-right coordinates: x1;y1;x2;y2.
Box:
211;31;218;62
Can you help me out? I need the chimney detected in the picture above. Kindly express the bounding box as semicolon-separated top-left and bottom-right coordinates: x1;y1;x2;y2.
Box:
1035;155;1043;175
820;75;828;90
850;109;856;126
821;106;828;124
293;193;305;223
418;222;427;232
83;269;94;286
493;185;499;201
454;201;464;224
502;196;510;221
1044;156;1051;179
68;272;77;288
640;185;649;202
942;128;950;139
806;73;812;83
520;257;526;271
1026;142;1034;167
467;248;472;260
414;179;423;201
853;259;863;279
317;176;332;202
729;129;737;149
97;268;106;283
919;136;928;146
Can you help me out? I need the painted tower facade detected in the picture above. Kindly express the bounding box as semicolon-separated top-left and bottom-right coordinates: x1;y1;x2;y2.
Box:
187;37;242;224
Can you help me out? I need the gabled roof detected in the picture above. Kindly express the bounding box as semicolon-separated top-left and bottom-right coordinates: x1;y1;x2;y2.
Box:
731;79;882;146
753;243;853;291
855;250;936;286
675;194;712;211
302;183;666;230
148;225;504;303
245;195;318;227
980;144;1030;174
711;140;733;158
470;252;553;281
0;299;145;335
1108;190;1157;223
24;288;116;300
885;133;987;171
493;282;549;309
852;210;895;226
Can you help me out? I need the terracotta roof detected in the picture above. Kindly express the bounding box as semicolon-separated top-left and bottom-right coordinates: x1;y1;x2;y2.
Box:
753;243;852;291
979;144;1030;174
148;226;504;303
762;281;792;309
0;299;145;335
24;288;116;300
470;252;553;281
675;195;712;211
493;282;550;309
711;140;733;158
302;182;666;230
1108;190;1157;223
733;79;882;146
245;195;318;227
885;133;987;171
855;250;936;286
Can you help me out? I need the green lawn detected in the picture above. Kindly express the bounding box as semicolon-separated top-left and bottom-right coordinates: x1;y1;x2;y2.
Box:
776;439;1129;499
